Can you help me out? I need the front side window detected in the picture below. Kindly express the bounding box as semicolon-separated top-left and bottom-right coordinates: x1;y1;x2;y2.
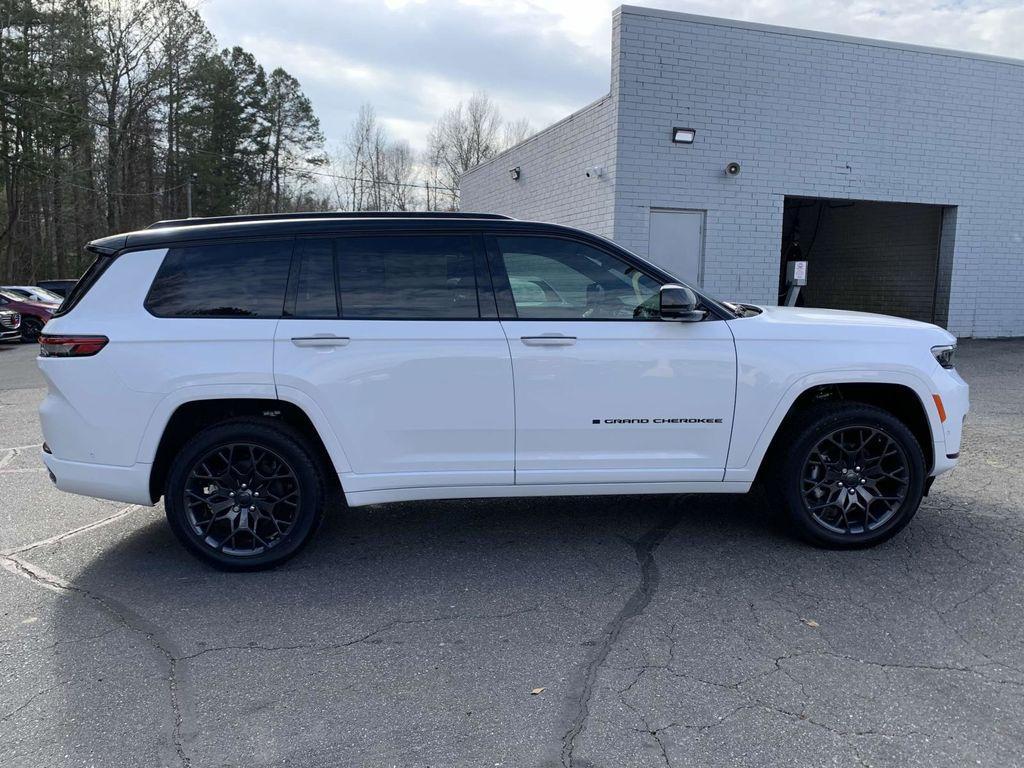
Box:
496;236;661;320
337;235;478;319
146;240;292;318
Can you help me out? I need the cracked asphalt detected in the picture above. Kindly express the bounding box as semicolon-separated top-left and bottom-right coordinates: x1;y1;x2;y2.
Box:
1;339;1022;767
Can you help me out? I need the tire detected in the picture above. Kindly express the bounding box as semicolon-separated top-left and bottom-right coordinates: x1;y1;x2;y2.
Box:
20;317;43;343
764;402;926;549
164;419;327;571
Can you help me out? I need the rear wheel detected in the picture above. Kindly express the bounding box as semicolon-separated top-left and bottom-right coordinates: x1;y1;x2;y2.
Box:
766;403;926;548
20;316;43;343
165;420;326;570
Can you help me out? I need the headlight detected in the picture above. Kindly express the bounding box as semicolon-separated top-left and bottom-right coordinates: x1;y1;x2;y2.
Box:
932;344;956;369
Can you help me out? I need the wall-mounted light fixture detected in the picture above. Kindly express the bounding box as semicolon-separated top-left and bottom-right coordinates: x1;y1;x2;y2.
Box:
585;166;604;179
508;166;521;181
671;127;696;144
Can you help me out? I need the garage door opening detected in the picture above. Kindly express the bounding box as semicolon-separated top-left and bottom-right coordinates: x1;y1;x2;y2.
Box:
780;197;956;326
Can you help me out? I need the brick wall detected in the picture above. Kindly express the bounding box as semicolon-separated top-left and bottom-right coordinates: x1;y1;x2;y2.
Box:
613;7;1024;337
462;6;1024;337
459;94;619;239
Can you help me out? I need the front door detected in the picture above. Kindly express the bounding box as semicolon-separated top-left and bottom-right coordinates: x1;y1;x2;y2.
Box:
274;232;515;494
488;234;736;485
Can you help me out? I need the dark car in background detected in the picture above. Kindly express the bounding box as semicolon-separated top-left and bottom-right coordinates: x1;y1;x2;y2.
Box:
0;290;54;342
0;309;21;343
37;279;78;298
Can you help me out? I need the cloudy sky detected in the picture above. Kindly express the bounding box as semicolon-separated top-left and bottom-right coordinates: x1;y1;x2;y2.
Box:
201;0;1024;153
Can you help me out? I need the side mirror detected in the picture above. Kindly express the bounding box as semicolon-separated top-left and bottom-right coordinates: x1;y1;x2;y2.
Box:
659;284;705;322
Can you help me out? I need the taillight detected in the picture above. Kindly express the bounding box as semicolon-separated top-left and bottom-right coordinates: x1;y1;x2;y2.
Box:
39;334;108;357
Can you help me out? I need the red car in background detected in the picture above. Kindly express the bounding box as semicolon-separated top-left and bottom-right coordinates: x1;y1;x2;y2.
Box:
0;289;55;342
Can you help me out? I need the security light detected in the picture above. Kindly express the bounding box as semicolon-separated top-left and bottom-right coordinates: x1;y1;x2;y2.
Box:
671;127;696;144
508;166;521;181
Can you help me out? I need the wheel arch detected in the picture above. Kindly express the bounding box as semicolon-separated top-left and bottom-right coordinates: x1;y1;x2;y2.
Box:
147;397;343;503
729;374;941;484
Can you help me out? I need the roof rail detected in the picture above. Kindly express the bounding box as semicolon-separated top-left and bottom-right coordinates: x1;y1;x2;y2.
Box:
147;211;514;229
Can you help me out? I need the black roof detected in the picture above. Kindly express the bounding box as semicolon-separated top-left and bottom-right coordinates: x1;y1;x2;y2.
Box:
84;211;600;256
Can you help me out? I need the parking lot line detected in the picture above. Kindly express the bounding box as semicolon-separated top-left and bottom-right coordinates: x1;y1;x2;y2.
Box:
0;444;41;470
3;504;141;557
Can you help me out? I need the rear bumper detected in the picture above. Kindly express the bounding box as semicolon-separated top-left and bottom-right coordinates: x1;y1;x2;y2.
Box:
41;452;154;506
0;329;20;343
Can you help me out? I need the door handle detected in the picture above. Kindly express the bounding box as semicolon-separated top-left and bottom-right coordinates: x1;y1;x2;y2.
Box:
520;334;577;347
291;336;350;348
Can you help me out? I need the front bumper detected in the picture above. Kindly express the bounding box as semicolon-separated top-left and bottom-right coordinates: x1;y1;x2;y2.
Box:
930;366;969;476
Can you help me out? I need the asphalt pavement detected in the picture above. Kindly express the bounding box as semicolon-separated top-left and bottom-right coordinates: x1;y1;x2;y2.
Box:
1;339;1023;767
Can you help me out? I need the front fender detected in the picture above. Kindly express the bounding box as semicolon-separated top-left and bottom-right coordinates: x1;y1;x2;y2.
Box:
725;367;942;483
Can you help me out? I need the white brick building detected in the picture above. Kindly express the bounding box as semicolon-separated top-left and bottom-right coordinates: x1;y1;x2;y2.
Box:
460;6;1024;338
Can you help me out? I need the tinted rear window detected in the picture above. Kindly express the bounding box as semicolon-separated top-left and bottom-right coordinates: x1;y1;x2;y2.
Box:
336;235;478;319
292;239;338;318
146;240;292;318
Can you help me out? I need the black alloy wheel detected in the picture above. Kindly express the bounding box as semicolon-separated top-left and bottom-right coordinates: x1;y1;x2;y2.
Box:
165;420;326;570
801;426;910;535
183;442;301;557
766;403;926;548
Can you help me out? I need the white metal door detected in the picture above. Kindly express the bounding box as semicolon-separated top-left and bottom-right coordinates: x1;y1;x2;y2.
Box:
502;319;737;484
648;209;704;285
275;319;515;493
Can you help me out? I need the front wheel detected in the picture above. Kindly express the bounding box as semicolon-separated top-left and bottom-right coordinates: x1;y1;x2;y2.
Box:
766;403;926;548
164;420;327;570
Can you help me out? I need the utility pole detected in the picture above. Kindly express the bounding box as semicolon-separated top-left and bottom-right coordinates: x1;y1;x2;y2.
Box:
186;172;197;218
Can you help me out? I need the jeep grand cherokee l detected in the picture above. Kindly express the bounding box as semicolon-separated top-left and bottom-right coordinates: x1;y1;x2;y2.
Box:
38;212;968;570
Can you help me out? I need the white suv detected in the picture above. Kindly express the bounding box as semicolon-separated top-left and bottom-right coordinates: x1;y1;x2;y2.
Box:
38;212;968;569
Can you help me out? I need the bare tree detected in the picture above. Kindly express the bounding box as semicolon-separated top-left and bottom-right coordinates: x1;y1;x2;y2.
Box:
343;103;379;211
335;103;419;212
382;140;415;211
424;91;531;210
503;117;533;149
93;0;167;230
426;92;499;210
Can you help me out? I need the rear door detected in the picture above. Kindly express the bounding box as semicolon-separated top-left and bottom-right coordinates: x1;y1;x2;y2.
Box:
273;231;515;494
487;233;736;485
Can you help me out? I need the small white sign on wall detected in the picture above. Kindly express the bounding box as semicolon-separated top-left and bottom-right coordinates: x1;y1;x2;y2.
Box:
787;260;808;286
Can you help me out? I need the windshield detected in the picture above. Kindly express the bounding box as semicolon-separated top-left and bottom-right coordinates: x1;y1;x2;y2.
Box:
30;287;63;302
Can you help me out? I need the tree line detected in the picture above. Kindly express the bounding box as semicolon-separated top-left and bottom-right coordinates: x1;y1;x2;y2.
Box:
1;0;532;282
333;94;530;214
